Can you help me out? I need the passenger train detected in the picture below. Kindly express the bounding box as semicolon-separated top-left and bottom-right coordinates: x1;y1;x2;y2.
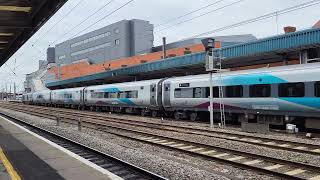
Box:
23;62;320;130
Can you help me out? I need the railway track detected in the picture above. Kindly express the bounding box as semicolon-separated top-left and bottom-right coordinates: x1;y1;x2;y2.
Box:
0;111;166;180
1;103;320;179
2;102;320;157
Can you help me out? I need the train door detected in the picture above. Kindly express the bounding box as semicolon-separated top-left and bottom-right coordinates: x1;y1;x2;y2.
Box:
80;90;83;105
163;82;171;107
150;84;157;106
157;81;163;108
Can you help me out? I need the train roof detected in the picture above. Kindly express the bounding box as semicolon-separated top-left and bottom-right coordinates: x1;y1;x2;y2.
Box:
167;62;320;82
86;79;161;90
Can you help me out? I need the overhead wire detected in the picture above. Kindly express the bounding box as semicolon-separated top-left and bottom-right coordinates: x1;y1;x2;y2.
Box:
9;0;320;89
155;0;226;28
124;0;246;54
9;0;89;73
70;0;135;39
12;0;117;72
134;0;320;54
31;0;86;45
190;0;320;38
155;0;246;33
28;0;134;70
49;0;116;46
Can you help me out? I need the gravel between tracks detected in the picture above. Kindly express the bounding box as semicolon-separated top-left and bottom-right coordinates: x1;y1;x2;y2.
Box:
95;112;320;146
102;120;320;167
0;107;277;180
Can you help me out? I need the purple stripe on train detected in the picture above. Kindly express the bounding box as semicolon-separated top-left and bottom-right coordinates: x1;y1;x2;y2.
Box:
194;102;245;110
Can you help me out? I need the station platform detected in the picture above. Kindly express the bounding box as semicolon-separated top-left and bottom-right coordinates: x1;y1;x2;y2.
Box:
0;115;121;180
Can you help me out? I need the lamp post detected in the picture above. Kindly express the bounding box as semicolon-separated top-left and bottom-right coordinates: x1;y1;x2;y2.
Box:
201;38;215;128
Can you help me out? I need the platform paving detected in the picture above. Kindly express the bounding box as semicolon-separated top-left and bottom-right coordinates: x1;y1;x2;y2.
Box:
0;160;10;180
0;115;121;180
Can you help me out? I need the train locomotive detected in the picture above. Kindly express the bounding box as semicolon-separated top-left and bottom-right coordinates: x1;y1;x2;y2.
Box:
23;62;320;130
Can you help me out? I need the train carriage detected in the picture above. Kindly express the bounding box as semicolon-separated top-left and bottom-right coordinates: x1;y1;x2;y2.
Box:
32;90;51;106
22;93;33;104
165;63;320;125
22;62;320;130
84;79;162;115
51;87;84;108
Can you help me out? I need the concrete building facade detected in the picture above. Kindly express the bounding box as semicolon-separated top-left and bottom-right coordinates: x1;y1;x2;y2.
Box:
55;19;154;65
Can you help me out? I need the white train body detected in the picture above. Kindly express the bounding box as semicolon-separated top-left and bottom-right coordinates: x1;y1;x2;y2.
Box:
85;79;161;109
22;62;320;129
32;90;51;105
51;87;84;105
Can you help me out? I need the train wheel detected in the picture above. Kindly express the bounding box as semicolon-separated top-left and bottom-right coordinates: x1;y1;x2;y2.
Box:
151;111;158;118
141;109;147;117
174;111;180;120
189;112;198;121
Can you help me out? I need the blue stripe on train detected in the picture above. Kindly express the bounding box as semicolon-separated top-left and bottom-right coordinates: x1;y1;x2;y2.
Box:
118;98;136;106
280;98;320;109
101;87;120;93
216;73;288;86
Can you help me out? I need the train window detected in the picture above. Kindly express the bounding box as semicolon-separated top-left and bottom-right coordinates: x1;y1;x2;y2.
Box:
127;91;138;98
315;82;320;97
151;86;155;92
249;84;271;97
104;92;109;98
119;92;127;98
226;85;243;97
205;87;219;98
92;92;104;98
108;92;118;98
174;88;193;98
174;88;181;98
279;82;305;97
193;88;202;98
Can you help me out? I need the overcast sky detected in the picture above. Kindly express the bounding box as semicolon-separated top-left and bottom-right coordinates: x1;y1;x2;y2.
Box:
0;0;319;92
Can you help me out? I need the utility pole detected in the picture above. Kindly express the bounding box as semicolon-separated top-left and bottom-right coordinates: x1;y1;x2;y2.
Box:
14;82;16;100
202;38;226;128
202;38;215;128
162;37;167;59
57;64;61;80
5;83;7;101
9;84;12;100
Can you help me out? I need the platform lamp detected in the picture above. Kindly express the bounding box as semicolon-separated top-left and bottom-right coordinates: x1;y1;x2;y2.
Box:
201;38;215;128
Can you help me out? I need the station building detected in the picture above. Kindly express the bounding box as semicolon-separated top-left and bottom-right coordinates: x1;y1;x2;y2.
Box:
55;19;154;65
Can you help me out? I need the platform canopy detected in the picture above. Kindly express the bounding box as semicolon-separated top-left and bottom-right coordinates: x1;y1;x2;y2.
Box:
0;0;67;66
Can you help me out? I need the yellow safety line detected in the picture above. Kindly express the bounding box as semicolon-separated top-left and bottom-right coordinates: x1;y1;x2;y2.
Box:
0;148;21;180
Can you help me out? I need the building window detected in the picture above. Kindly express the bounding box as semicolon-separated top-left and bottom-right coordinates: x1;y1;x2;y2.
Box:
114;28;120;34
58;55;66;60
226;85;243;97
71;32;113;48
315;82;320;97
115;39;120;46
249;84;271;97
71;42;112;57
279;82;305;97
